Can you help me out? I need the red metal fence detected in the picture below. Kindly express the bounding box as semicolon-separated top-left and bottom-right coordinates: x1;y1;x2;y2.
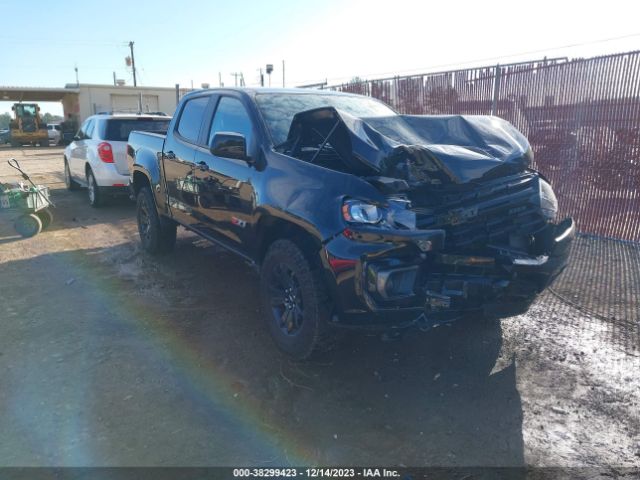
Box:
330;51;640;242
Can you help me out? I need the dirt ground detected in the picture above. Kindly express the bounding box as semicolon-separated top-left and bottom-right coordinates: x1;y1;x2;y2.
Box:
0;146;638;470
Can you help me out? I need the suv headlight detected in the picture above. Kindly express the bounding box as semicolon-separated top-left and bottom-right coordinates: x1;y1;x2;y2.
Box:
342;199;384;224
539;179;558;221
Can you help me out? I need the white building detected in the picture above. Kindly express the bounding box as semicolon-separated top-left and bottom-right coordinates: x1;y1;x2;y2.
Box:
63;83;179;121
1;83;181;124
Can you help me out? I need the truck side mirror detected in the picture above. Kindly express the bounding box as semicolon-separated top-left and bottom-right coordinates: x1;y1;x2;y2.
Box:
210;132;252;164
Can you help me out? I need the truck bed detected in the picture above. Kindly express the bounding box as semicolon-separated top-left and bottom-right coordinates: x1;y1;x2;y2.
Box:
127;131;166;174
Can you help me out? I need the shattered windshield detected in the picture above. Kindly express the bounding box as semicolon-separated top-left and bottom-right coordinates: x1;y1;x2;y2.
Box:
255;92;396;145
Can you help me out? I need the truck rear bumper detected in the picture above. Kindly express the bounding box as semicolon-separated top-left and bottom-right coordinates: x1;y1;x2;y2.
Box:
322;217;575;330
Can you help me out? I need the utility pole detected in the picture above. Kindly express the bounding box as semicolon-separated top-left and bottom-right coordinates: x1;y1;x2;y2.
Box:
128;41;137;87
260;68;264;87
74;64;79;86
219;72;223;87
113;71;117;86
231;72;242;87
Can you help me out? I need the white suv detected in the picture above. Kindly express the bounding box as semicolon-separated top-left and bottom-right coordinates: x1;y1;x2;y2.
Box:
63;114;171;207
47;124;62;145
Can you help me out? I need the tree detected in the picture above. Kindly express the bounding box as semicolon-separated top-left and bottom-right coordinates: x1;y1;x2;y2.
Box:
41;112;63;124
344;76;368;95
0;113;11;130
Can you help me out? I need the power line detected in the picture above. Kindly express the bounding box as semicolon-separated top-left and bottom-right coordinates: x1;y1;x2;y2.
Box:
294;32;640;86
0;36;126;47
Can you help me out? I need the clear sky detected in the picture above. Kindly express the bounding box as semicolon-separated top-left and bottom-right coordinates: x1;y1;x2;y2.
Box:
1;0;639;116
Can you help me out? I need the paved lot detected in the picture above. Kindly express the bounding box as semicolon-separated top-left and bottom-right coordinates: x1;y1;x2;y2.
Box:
0;146;638;468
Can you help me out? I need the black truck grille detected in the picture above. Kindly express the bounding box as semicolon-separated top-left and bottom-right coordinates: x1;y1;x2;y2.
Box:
413;173;547;250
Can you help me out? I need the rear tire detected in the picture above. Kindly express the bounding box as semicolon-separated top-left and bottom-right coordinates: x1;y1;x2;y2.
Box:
64;159;79;191
136;186;177;254
40;138;49;147
14;214;42;238
260;239;334;360
86;169;103;207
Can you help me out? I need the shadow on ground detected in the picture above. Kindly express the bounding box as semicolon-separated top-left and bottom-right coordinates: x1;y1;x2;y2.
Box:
0;186;136;244
0;241;524;466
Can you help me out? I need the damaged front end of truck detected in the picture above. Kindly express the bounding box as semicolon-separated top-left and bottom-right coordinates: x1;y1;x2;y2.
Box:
276;106;575;329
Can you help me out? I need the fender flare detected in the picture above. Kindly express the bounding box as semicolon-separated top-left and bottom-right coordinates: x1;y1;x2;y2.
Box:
131;150;166;213
131;149;161;189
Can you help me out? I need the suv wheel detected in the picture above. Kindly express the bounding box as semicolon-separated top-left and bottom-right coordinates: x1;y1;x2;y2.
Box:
136;186;177;254
86;169;103;207
64;159;79;190
260;239;332;359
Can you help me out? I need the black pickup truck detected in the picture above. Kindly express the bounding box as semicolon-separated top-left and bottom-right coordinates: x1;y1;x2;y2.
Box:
127;88;575;359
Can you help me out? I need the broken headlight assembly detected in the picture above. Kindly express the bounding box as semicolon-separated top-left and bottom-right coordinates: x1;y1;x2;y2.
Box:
342;198;417;229
342;199;384;224
538;179;558;221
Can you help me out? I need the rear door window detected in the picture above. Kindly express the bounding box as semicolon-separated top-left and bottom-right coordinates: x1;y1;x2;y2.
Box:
104;118;171;142
176;96;209;144
85;119;95;139
76;119;89;140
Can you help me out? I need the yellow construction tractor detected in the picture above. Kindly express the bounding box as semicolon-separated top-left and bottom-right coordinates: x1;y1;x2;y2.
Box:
9;103;49;147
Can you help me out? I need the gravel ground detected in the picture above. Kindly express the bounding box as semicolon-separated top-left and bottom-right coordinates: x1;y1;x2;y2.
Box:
0;146;638;471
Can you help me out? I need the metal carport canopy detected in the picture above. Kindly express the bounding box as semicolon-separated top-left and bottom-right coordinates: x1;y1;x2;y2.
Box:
0;86;79;102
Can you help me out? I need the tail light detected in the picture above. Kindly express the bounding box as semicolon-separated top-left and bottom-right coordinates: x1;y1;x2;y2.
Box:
97;142;114;163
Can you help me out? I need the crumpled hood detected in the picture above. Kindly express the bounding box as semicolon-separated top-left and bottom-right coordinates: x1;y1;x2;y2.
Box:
286;107;532;185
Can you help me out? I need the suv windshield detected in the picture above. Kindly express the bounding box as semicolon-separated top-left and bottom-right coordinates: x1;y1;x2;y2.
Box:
104;118;170;142
255;93;395;145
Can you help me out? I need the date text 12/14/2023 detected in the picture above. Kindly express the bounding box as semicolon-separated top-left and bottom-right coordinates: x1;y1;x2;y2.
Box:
232;468;401;478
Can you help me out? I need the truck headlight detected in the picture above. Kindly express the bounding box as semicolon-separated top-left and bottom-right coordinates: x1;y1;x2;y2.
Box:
539;179;558;221
342;199;384;224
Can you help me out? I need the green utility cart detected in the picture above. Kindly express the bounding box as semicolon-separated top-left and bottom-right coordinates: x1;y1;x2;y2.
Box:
0;159;54;238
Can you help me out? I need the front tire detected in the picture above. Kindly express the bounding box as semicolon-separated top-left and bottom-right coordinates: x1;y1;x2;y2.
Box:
86;168;103;207
136;186;177;254
260;239;333;360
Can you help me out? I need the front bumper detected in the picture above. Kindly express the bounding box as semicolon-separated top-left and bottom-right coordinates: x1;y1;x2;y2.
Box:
322;217;575;329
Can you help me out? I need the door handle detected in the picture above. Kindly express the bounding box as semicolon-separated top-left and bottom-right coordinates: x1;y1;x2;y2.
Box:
197;160;209;171
164;151;176;160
